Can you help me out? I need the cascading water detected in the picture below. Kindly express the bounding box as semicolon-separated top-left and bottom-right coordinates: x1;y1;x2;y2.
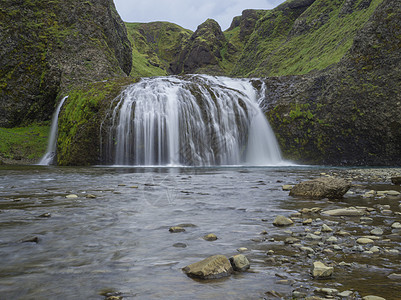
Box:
38;96;68;165
104;75;283;166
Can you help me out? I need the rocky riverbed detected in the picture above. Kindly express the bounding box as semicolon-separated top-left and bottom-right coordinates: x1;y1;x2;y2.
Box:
240;168;401;299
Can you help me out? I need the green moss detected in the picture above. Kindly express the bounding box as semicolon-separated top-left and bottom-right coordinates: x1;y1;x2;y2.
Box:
0;123;50;161
57;77;138;165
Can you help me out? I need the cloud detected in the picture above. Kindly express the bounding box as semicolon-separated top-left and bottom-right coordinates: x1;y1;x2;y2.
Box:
114;0;286;31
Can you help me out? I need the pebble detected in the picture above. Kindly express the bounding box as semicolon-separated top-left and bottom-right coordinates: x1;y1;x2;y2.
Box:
321;224;333;232
282;185;293;191
326;236;338;244
65;194;78;199
284;237;300;244
391;222;401;229
315;287;338;296
303;218;313;225
362;296;386;300
237;247;248;253
388;273;401;280
306;233;322;241
38;213;51;218
300;247;315;254
85;194;97;198
370;246;380;253
173;243;187;248
357;238;374;244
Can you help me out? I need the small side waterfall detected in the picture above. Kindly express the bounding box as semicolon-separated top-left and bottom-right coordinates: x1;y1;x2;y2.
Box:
104;75;283;166
38;96;68;165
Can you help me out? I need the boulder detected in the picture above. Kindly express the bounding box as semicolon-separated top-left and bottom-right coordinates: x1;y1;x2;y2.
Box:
229;254;250;271
289;177;351;199
182;255;233;279
273;215;294;226
169;226;185;233
312;261;333;279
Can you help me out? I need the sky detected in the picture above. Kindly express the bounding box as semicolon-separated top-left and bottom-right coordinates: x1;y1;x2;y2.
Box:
114;0;286;31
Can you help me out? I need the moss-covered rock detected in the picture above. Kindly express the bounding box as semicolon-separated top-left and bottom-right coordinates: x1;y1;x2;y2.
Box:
0;0;132;128
57;77;138;166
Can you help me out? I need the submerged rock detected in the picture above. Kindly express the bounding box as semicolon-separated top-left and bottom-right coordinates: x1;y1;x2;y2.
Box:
229;254;250;271
65;194;78;199
312;261;333;279
273;215;294;227
362;296;386;300
289;177;351;199
169;226;185;233
182;255;233;279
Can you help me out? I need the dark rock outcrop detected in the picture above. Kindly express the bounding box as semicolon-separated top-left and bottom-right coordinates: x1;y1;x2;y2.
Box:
0;0;132;127
170;19;227;75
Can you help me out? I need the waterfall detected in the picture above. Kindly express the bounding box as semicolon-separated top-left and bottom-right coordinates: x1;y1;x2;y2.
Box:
105;75;283;166
38;96;68;165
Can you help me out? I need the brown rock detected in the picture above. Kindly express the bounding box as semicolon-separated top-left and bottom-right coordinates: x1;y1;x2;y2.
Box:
289;177;351;199
182;255;233;279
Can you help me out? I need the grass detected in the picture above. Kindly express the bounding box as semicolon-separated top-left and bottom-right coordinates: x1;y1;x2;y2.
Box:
0;123;50;162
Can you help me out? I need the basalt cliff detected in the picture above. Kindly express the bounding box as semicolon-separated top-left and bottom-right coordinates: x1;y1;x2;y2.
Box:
0;0;400;166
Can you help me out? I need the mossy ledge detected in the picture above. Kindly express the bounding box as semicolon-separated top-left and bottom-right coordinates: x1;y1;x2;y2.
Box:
57;77;139;166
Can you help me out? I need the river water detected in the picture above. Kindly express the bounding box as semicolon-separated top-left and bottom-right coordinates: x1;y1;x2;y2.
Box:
0;165;400;299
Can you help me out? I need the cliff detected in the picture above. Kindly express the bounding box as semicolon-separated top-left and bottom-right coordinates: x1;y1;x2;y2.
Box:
0;0;132;127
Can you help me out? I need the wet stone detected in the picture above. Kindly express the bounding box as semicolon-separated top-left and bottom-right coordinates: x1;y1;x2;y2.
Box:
321;224;333;232
182;255;233;279
65;194;78;199
357;238;374;244
312;261;333;279
273;215;294;227
370;228;384;236
203;233;218;241
362;296;386;300
173;243;187;248
229;254;250;271
391;222;401;229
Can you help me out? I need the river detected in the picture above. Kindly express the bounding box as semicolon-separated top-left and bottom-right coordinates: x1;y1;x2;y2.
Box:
1;165;400;299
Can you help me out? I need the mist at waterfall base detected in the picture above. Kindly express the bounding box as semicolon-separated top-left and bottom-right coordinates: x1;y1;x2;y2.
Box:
102;75;287;167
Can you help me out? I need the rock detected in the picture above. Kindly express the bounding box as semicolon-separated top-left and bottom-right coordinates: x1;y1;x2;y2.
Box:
391;176;401;185
388;273;401;280
85;194;97;198
173;243;187;248
312;261;333;278
282;185;293;191
338;290;354;297
370;228;384;236
315;287;338;296
66;194;78;199
273;215;294;227
362;296;386;300
237;247;248;253
357;238;374;244
321;224;333;232
370;246;380;253
289;177;351;199
203;233;218;241
284;237;300;244
182;255;233;279
391;222;401;229
303;218;313;225
326;236;338;243
306;233;322;241
169;226;185;233
322;207;365;216
38;213;51;218
22;237;39;243
229;254;250;271
300;246;315;254
336;230;351;236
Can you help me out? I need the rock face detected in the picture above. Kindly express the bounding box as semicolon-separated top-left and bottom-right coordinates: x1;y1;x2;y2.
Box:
0;0;132;127
170;19;228;75
182;255;233;279
289;177;351;199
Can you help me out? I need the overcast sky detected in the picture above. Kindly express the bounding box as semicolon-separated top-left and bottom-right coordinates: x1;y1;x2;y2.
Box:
114;0;286;31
